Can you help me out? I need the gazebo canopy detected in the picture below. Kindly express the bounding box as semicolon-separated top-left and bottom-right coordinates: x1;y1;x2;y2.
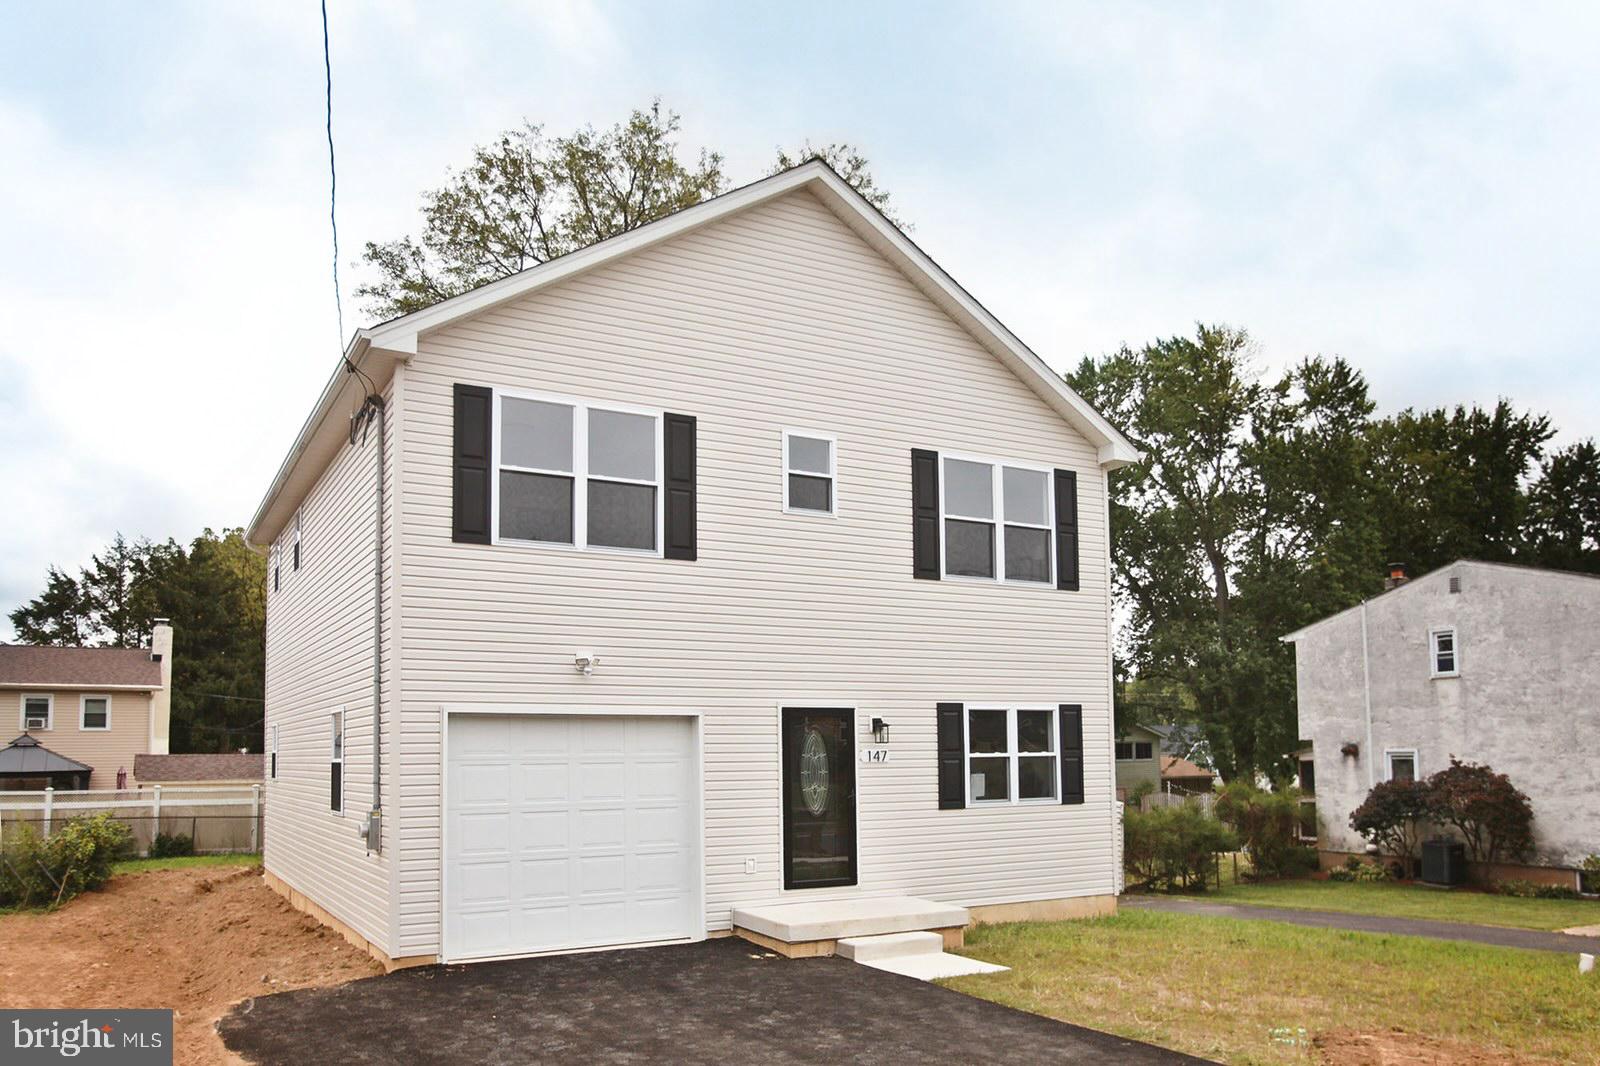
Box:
0;734;93;777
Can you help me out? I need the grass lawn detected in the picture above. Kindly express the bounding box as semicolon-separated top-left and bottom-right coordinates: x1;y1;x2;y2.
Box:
112;853;262;875
947;910;1600;1065
1181;878;1600;932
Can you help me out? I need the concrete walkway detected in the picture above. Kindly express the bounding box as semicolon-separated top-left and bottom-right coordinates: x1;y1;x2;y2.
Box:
1124;895;1600;955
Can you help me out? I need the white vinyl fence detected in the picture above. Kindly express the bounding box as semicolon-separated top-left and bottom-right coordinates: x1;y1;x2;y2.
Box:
0;784;263;855
1114;800;1126;895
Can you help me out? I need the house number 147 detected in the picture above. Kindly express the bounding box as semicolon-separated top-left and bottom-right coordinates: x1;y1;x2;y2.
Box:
861;748;889;763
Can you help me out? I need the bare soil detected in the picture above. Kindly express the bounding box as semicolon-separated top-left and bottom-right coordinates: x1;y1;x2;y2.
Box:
0;866;382;1065
1316;1027;1549;1065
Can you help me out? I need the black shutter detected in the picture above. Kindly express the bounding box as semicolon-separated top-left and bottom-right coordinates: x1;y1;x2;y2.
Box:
937;702;964;809
663;413;697;561
452;384;493;544
912;449;940;579
1054;469;1079;591
1059;703;1084;805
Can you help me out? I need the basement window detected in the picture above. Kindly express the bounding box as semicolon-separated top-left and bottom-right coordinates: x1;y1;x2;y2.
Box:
1430;627;1459;678
330;709;344;813
1386;749;1418;783
966;705;1059;804
783;430;836;515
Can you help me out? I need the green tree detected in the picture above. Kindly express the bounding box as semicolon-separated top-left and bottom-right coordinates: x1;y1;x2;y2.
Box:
771;140;901;225
358;102;727;319
1069;326;1380;782
1524;440;1600;572
358;102;900;320
1366;401;1553;574
8;566;86;645
78;533;145;647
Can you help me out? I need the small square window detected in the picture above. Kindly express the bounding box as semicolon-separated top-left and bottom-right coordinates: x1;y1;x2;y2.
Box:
783;431;836;515
80;696;110;730
1134;741;1153;761
1387;750;1417;783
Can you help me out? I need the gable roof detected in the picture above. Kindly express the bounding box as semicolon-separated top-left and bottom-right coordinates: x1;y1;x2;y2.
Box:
0;734;93;776
0;644;162;689
1279;558;1600;644
247;160;1141;545
1161;755;1215;782
134;753;264;782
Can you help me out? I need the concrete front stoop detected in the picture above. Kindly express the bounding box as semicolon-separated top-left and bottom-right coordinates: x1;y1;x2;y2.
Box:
730;896;1007;978
837;930;1008;981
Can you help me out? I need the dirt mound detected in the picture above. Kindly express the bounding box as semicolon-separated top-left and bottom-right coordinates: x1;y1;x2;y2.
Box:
0;866;383;1065
1316;1027;1545;1065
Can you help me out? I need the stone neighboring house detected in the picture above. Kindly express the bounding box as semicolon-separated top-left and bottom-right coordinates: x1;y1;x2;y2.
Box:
1285;561;1600;886
0;622;174;791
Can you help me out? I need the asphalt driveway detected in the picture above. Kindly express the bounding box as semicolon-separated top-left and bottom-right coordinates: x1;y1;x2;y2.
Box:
219;937;1209;1065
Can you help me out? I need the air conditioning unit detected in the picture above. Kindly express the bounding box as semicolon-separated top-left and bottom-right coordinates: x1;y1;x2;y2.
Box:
24;712;48;730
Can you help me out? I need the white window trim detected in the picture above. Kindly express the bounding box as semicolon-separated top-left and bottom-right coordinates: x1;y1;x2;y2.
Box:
330;708;345;815
961;703;1061;805
490;387;665;557
20;693;53;731
1429;626;1459;678
1385;748;1419;783
781;428;838;517
79;694;111;731
936;450;1055;587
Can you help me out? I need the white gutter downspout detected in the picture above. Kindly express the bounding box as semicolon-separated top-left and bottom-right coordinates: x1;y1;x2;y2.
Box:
1360;600;1375;788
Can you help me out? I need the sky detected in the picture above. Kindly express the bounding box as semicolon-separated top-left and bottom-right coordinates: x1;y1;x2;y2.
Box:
2;2;1598;637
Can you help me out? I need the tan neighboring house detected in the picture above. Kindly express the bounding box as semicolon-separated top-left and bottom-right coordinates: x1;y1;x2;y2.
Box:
1114;724;1162;799
247;161;1142;969
0;622;174;791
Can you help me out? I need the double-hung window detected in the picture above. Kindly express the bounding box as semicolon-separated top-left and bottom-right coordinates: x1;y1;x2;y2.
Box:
269;724;279;780
330;709;344;813
21;694;52;731
965;705;1060;803
495;393;662;553
783;431;836;515
941;456;1053;583
80;695;110;731
292;510;302;571
1430;627;1458;677
1386;749;1418;783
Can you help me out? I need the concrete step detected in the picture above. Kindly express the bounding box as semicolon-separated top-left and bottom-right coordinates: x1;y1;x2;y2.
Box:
731;896;969;943
835;931;944;962
855;951;1009;982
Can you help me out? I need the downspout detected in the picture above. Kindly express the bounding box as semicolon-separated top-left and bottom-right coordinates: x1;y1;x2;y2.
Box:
1360;600;1374;789
365;394;386;854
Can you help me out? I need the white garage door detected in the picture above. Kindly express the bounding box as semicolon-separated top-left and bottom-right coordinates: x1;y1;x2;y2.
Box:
445;713;698;961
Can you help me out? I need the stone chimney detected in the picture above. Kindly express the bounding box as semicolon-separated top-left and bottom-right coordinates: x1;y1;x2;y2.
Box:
1383;562;1409;591
149;620;173;755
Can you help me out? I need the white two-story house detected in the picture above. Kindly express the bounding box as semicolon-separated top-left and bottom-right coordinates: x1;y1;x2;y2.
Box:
246;161;1140;968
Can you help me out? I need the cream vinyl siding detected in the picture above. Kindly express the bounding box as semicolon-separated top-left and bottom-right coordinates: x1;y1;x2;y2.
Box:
393;189;1114;956
263;377;395;954
0;689;151;790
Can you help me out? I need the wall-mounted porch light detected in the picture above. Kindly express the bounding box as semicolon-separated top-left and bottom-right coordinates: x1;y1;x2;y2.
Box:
871;718;890;744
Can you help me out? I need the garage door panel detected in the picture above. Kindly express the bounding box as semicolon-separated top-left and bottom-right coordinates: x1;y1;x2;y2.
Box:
446;714;698;960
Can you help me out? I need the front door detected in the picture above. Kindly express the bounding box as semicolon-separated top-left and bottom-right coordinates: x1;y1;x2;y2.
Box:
781;708;856;889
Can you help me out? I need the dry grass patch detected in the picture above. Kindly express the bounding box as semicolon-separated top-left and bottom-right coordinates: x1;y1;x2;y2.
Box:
945;910;1599;1065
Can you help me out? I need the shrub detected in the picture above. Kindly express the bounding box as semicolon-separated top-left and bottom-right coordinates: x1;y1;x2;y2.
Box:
1582;855;1599;895
1123;804;1238;892
150;832;195;858
1214;781;1317;880
0;813;132;909
1426;758;1534;870
1349;779;1432;877
1329;860;1391;883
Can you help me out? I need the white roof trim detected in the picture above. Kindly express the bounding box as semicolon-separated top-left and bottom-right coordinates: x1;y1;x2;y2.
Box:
247;161;1139;543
